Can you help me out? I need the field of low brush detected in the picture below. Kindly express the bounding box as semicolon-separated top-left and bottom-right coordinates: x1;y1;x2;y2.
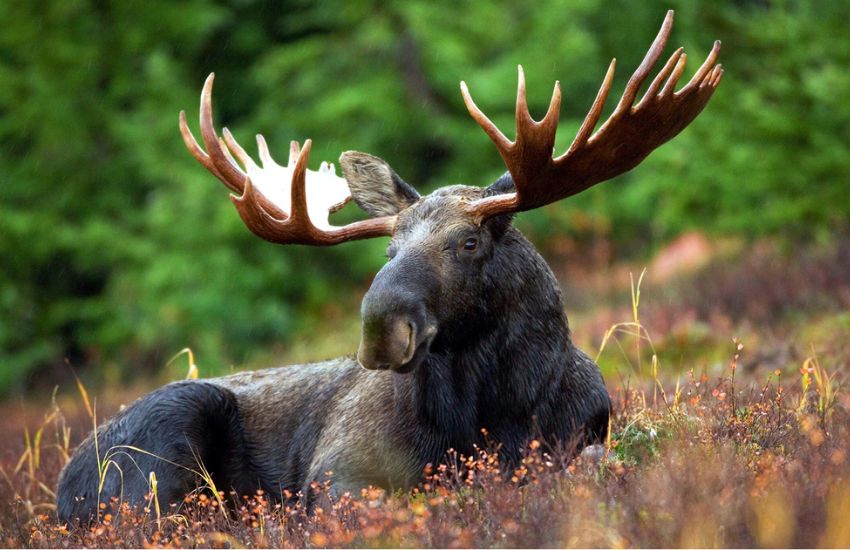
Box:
1;239;849;548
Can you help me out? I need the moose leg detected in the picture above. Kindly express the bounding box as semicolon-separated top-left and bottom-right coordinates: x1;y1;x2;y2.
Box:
56;381;248;525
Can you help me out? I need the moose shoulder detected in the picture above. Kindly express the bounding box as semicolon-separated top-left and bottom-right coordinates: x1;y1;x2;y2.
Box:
56;10;722;524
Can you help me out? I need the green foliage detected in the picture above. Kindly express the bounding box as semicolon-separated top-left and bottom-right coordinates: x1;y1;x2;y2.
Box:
1;0;848;393
610;423;671;465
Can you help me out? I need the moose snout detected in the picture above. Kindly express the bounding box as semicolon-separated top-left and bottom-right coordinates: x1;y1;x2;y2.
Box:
357;316;418;371
357;294;437;372
358;254;440;372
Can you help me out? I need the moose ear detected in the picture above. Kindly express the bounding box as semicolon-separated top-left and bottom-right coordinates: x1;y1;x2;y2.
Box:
340;152;420;218
484;172;516;196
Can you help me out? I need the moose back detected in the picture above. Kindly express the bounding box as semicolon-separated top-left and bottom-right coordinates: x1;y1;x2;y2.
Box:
56;10;721;523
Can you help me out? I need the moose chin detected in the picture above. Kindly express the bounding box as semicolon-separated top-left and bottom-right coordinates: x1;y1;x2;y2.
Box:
56;10;722;525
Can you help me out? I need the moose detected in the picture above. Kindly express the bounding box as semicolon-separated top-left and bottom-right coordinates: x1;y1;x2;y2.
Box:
57;11;722;523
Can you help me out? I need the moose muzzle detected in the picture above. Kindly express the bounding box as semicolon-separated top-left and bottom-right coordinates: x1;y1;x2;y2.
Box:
357;261;438;373
357;315;425;373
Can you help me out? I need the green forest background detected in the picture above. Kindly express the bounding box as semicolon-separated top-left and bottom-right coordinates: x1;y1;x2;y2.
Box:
1;0;848;395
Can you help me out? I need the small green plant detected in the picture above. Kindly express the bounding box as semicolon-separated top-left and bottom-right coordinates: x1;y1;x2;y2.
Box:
609;417;671;465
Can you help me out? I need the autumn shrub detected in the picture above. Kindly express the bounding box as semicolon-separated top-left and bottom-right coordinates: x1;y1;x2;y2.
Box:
1;342;847;548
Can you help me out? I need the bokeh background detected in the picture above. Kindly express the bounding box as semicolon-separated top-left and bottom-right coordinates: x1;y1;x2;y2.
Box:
2;0;848;396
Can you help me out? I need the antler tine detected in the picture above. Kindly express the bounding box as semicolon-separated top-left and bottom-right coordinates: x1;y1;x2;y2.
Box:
615;9;674;113
542;79;562;132
709;64;724;87
637;47;683;108
514;65;562;136
222;127;256;170
255;134;272;167
198;74;249;195
515;65;530;126
460;81;512;153
679;39;722;96
218;136;244;176
179;109;225;182
515;66;562;130
462;64;563;205
660;52;689;97
289;139;312;222
566;58;616;155
288;140;301;167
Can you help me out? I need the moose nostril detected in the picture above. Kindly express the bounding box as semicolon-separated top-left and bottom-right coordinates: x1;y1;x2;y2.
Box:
401;321;418;364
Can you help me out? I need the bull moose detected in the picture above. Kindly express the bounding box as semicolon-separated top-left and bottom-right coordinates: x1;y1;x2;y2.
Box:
57;11;722;523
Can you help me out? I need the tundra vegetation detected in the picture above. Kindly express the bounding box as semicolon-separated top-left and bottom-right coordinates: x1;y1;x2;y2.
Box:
1;0;849;548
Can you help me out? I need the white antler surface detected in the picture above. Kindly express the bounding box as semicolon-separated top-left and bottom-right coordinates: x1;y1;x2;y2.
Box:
222;132;351;230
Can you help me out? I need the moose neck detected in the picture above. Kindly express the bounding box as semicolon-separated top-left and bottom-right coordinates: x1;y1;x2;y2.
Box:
395;227;572;456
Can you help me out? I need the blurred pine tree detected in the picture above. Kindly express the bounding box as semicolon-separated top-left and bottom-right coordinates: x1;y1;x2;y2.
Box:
0;0;847;393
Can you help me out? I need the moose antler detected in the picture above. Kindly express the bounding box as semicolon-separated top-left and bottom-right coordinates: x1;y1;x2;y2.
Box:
179;74;396;245
461;10;723;221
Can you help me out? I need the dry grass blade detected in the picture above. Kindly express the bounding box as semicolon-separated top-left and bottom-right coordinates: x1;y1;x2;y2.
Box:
167;347;199;380
68;364;94;421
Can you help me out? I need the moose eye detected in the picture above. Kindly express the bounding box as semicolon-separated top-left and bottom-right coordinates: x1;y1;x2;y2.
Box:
461;237;478;252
